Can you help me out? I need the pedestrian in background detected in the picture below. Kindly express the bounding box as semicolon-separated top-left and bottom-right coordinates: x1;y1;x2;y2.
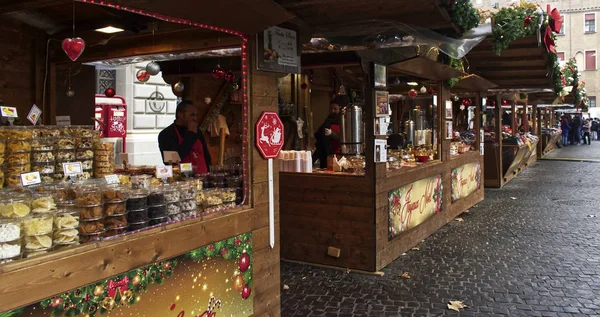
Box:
582;118;591;145
593;118;599;140
561;117;571;146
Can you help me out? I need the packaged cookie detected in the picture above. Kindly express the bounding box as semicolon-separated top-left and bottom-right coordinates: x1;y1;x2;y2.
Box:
179;199;197;212
0;198;32;218
75;137;94;149
131;175;152;190
79;204;103;220
6;163;30;175
54;211;79;230
76;149;94;160
32;151;54;163
56;138;75;150
163;185;180;203
31;194;57;213
81;160;93;170
126;190;148;210
53;228;79;244
56;150;75;161
31;137;55;151
76;187;102;206
58;127;74;138
54;185;76;202
6;152;30;164
221;189;236;203
78;218;105;234
166;202;181;215
32;162;55;174
178;183;197;200
102;186;127;202
105;214;127;229
23;214;54;235
104;202;126;216
7;127;33;140
7;139;31;152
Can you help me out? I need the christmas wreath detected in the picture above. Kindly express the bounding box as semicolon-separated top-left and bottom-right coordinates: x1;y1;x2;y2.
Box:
442;0;480;37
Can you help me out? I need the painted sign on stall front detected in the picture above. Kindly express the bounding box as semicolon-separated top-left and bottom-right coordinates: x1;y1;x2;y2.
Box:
2;233;254;317
388;174;443;240
451;162;482;203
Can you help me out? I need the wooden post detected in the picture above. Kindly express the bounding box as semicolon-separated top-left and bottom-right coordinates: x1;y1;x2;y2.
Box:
439;83;449;162
511;101;517;136
495;94;503;187
475;92;482;145
218;127;226;165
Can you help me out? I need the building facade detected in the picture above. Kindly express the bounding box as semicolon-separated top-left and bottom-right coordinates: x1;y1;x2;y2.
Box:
473;0;600;113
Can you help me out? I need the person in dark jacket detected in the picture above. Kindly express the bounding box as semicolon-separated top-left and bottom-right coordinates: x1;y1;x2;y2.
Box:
158;100;212;174
561;117;571;146
313;96;349;168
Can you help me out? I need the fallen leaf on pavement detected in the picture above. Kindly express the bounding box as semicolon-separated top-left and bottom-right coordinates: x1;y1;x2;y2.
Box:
410;247;420;251
587;214;596;218
447;300;467;312
455;217;464;222
510;197;517;200
399;272;410;279
463;209;470;213
401;253;407;256
301;276;307;280
282;284;290;290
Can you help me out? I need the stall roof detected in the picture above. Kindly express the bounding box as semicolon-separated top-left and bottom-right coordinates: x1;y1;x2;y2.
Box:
451;74;497;93
466;36;553;90
389;56;465;81
1;0;458;38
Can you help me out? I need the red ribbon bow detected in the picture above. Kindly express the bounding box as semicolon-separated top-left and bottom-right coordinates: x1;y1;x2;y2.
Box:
548;6;563;34
107;276;130;298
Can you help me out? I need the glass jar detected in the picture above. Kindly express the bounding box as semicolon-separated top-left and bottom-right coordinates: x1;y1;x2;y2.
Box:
24;247;51;258
226;175;242;188
56;149;76;161
166;202;181;215
0;219;22;243
79;204;104;221
128;221;148;232
32;151;55;163
127;208;148;223
0;198;32;218
76;187;102;206
56;201;78;213
148;204;167;218
54;211;80;230
105;214;127;229
6;162;30;175
203;189;223;206
22;214;53;235
148;187;165;206
24;233;52;250
56;138;75;150
54;185;76;203
126;190;148;210
104;201;126;216
149;216;168;226
221;188;236;203
31;193;57;213
31;137;55;152
75;137;94;149
81;160;93;170
76;149;94;160
7;127;33;139
7;139;31;152
104;227;128;237
79;231;104;243
178;183;197;201
32;162;55;174
102;185;127;202
78;218;105;234
131;175;152;190
179;199;197;212
53;228;79;244
6;151;30;164
163;185;180;203
54;241;79;251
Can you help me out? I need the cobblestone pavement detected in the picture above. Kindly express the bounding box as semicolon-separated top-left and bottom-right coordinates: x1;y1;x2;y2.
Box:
543;137;600;160
281;159;600;316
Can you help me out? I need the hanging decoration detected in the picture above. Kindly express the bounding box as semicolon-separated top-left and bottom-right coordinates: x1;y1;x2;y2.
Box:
62;2;85;61
66;88;75;97
225;70;235;82
408;89;418;98
338;84;347;96
173;81;184;93
451;95;459;102
146;61;161;76
62;38;86;62
427;87;435;95
104;87;116;98
212;65;225;79
419;86;427;94
300;82;308;90
136;69;150;83
204;95;212;105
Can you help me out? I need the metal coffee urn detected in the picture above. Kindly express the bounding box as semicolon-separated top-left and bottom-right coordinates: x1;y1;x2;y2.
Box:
340;104;364;154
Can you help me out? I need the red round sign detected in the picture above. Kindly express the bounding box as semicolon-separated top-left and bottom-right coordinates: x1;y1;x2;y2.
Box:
255;111;284;159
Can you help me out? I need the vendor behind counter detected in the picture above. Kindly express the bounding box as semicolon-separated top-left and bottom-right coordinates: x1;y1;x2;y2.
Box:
313;96;349;168
158;100;212;174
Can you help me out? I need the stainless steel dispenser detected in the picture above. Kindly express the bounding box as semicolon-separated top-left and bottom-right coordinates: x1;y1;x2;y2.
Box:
340;104;364;154
404;119;415;145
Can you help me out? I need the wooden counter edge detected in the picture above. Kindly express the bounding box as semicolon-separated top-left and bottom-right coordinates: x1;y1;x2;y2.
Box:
0;206;265;312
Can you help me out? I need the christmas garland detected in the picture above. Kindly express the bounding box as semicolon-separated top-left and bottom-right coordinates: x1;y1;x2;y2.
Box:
0;309;24;317
39;260;177;317
442;0;480;37
442;56;465;90
489;5;541;56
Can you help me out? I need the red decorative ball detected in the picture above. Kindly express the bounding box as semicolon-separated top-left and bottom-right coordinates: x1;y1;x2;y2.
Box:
104;87;116;98
221;248;229;256
502;99;508;105
225;71;235;82
235;238;242;246
212;65;225;79
238;252;250;272
427;87;435;95
136;69;150;83
241;285;251;300
52;298;63;308
408;89;418;98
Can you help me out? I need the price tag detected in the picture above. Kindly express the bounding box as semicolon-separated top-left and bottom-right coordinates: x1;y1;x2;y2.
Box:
27;104;41;125
104;174;120;184
21;172;41;187
163;151;181;163
1;106;18;118
156;166;173;178
56;116;71;126
63;162;83;176
180;163;193;172
480;143;485;156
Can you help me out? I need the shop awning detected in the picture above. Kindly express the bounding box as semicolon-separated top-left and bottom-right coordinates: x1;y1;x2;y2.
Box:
466;36;553;90
451;74;497;93
389;56;466;81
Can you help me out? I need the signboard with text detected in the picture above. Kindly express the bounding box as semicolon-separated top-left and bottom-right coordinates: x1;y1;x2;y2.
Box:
256;26;300;74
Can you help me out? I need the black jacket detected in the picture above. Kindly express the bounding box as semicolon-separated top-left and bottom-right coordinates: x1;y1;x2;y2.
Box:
158;123;212;167
313;115;340;168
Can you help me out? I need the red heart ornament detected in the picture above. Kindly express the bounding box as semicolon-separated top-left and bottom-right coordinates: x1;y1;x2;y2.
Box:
62;37;86;61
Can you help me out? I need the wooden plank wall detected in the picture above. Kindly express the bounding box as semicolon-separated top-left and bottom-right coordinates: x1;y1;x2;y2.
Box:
280;173;376;271
0;19;46;123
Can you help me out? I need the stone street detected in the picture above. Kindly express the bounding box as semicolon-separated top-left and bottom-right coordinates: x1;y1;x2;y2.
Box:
281;143;600;317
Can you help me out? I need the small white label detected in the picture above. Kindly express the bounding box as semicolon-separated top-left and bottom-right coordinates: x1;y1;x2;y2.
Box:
1;106;18;118
21;172;41;186
480;143;485;156
180;163;193;172
104;174;120;184
156;166;173;178
113;111;125;117
56;116;71;126
63;162;83;176
163;151;181;163
27;104;42;125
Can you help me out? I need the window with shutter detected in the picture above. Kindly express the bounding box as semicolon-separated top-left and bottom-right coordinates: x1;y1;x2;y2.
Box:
559;15;565;34
589;97;596;108
585;51;596;70
585;13;595;33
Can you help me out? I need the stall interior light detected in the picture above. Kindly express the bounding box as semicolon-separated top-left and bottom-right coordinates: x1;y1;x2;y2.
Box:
407;82;419;86
95;26;125;33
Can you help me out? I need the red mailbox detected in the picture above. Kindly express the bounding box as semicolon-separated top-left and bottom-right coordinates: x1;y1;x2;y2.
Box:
95;94;127;152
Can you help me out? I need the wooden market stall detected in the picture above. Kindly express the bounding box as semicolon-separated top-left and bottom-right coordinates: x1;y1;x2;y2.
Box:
466;36;552;188
279;49;486;272
0;1;282;316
